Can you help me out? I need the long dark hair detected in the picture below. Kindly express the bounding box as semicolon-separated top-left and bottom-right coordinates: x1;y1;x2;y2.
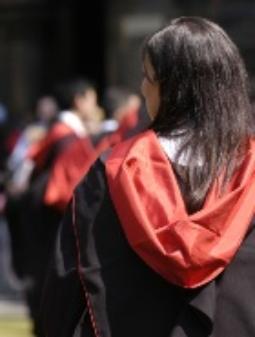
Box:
143;17;254;212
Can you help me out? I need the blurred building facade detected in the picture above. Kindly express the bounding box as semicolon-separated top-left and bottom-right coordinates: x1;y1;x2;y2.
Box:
106;0;255;92
0;0;105;120
0;0;255;119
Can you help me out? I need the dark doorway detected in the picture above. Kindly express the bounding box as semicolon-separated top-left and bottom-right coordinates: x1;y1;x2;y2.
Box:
43;0;106;105
0;0;106;119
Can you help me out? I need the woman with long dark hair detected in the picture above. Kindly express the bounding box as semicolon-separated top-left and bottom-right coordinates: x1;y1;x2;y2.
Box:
42;17;255;337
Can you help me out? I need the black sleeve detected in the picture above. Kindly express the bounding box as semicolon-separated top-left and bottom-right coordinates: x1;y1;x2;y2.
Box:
40;201;85;337
40;159;107;337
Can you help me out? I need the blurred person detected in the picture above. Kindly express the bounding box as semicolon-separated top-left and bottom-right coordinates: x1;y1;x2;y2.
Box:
4;95;58;289
85;105;105;136
0;103;9;170
0;103;9;208
0;103;21;179
47;88;148;213
6;95;59;189
94;86;148;155
4;94;59;284
7;81;96;195
25;79;98;209
36;95;59;124
91;86;134;145
42;17;255;337
103;86;141;122
41;88;139;214
5;80;97;337
58;78;103;136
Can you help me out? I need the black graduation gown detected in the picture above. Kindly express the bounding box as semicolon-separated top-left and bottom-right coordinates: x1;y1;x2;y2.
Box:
41;159;255;337
5;131;79;337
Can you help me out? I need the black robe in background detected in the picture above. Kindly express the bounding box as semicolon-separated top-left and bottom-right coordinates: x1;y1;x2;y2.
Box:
5;132;79;337
41;159;255;337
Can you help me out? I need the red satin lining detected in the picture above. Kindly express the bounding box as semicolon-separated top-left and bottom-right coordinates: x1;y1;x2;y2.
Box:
44;137;96;211
28;122;74;169
106;130;255;288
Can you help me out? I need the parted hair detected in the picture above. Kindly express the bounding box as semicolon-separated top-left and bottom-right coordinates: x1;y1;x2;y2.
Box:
143;16;254;212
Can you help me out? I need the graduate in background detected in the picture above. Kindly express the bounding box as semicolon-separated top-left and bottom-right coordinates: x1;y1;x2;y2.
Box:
42;17;255;337
6;95;59;194
45;87;148;213
94;86;149;156
26;80;98;212
6;79;98;337
4;95;59;307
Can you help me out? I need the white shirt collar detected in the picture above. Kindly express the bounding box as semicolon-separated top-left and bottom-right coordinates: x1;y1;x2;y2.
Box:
158;135;203;167
59;110;87;137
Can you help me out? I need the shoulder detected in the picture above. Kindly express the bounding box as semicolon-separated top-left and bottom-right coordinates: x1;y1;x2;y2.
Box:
72;159;113;240
74;159;107;206
107;129;154;162
105;129;159;182
48;122;73;141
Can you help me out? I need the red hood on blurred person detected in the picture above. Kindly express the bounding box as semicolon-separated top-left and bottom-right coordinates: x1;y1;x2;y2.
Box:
95;107;139;156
